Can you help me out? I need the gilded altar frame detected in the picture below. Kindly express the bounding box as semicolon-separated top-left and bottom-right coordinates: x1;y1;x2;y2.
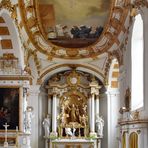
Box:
59;90;89;138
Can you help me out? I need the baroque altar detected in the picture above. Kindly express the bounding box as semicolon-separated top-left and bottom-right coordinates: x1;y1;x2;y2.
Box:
0;53;33;148
44;70;104;148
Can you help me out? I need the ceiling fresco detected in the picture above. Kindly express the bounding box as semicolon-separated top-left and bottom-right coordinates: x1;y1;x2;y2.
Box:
16;0;129;59
38;0;111;48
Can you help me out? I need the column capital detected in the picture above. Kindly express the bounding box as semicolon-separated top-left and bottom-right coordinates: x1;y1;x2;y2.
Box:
48;94;52;98
53;92;58;97
96;95;100;99
90;92;95;96
29;85;40;96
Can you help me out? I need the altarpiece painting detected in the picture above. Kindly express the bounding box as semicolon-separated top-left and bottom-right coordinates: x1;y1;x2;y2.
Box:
0;88;19;130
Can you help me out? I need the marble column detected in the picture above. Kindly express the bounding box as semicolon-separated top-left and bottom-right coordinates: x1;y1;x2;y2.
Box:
88;95;92;131
48;95;52;115
52;93;57;135
90;93;96;136
95;95;100;116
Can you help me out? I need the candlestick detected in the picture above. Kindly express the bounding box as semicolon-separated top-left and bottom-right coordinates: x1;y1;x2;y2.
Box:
16;126;18;132
3;123;9;148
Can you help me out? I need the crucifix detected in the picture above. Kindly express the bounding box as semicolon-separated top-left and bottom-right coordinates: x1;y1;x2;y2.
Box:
3;123;9;148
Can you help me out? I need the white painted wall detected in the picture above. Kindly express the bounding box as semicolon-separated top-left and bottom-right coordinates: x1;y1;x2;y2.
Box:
28;85;40;148
106;89;120;148
122;7;148;118
100;94;108;148
38;87;48;148
142;8;148;118
118;7;148;148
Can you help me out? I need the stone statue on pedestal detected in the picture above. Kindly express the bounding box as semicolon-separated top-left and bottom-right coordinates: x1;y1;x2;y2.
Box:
42;114;50;137
96;114;104;137
24;106;34;134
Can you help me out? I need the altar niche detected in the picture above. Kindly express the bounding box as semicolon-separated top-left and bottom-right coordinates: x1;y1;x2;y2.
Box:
59;90;88;138
45;70;104;148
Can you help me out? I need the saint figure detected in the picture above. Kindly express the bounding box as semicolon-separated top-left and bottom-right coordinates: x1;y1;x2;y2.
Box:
42;114;50;137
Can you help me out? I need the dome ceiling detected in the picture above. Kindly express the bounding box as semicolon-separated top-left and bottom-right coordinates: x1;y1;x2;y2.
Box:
18;0;129;59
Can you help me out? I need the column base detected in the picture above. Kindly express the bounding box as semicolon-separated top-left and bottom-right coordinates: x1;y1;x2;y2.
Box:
89;132;97;138
50;132;58;139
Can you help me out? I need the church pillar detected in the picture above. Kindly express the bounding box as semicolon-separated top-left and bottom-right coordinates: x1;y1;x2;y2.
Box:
89;78;99;137
28;85;40;148
88;95;92;132
48;95;52;116
90;93;96;136
51;93;57;135
95;94;100;116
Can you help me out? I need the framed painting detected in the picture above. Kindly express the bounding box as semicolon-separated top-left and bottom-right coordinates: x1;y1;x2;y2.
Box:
0;87;20;130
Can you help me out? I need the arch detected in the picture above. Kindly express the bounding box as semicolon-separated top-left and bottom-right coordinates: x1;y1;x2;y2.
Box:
108;58;119;89
38;64;105;85
0;10;24;69
129;132;138;148
131;13;144;110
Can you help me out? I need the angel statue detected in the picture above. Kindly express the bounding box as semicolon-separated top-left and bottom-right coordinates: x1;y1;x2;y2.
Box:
65;127;76;138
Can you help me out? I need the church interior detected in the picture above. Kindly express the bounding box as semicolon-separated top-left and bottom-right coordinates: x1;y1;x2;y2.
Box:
0;0;148;148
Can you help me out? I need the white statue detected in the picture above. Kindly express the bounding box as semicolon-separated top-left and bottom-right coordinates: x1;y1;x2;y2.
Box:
65;128;76;137
25;106;34;134
65;128;73;137
43;114;50;137
96;115;104;137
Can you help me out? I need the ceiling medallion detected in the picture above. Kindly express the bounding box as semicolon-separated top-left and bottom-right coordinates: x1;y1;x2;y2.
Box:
19;0;129;59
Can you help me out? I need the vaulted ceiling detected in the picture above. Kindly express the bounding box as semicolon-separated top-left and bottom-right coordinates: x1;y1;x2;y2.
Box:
0;0;147;85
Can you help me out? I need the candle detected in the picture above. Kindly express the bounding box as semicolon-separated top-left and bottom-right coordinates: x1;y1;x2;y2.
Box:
16;126;18;132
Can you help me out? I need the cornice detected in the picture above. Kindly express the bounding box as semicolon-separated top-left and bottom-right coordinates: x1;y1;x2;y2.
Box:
118;119;148;126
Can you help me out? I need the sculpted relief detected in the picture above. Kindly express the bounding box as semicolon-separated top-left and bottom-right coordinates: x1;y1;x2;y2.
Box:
59;92;88;126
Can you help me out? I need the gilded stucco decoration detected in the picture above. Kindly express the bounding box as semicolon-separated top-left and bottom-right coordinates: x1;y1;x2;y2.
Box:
0;0;17;20
37;64;105;85
18;0;130;59
104;51;120;82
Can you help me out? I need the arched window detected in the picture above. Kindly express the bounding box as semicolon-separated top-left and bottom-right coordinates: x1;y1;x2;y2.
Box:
131;14;144;110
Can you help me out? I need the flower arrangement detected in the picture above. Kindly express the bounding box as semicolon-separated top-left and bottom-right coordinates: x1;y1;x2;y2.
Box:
49;132;58;140
87;134;97;140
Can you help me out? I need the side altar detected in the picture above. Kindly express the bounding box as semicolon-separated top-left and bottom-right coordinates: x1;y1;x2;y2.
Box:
44;70;104;148
0;54;33;148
